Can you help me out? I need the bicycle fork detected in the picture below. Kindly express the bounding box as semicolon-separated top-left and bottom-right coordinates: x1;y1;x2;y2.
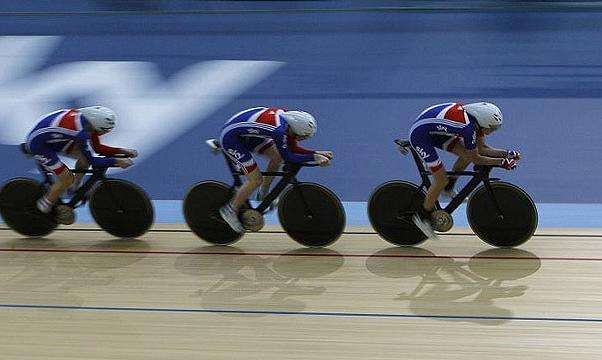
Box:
483;180;505;220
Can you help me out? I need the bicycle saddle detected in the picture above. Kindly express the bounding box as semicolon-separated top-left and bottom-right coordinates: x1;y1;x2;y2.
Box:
19;143;32;157
205;138;221;154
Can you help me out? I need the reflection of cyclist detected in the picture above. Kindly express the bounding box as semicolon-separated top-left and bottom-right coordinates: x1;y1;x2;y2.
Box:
24;107;136;223
218;107;333;233
408;102;521;238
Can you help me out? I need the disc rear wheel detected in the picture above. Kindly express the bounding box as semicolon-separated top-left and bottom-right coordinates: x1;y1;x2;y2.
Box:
183;181;243;245
367;181;427;246
0;178;57;237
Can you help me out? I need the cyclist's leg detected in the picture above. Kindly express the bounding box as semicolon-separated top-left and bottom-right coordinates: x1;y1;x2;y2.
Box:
256;142;282;198
64;145;89;191
219;134;263;232
29;144;74;213
230;166;262;211
442;137;471;195
409;128;449;213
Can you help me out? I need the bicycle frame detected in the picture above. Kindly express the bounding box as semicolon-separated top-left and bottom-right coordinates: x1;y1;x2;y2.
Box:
221;151;312;215
38;165;109;209
397;139;504;216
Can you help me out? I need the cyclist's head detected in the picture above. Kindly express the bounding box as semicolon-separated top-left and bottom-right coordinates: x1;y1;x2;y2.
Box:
78;106;116;134
463;102;503;133
282;110;317;139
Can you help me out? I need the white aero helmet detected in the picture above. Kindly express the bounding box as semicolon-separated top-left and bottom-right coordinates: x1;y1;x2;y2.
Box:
78;106;117;132
463;102;503;131
282;110;317;138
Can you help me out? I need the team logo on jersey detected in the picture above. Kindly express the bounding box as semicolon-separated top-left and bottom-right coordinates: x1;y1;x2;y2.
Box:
436;125;448;132
247;129;259;134
414;146;428;159
227;149;243;160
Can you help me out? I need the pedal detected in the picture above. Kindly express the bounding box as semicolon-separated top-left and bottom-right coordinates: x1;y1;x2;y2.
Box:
431;210;453;232
240;209;264;232
54;205;76;225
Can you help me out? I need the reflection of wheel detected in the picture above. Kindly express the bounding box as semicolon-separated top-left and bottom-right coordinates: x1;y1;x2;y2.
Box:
183;181;243;245
368;181;427;246
89;179;154;238
365;247;438;278
0;178;57;237
468;248;541;280
467;182;538;248
278;183;345;247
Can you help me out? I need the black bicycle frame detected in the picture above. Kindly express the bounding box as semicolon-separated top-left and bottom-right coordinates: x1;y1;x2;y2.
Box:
221;152;312;215
399;139;504;216
39;165;109;208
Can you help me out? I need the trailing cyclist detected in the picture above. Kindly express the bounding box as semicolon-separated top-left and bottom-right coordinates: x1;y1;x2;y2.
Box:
24;106;137;224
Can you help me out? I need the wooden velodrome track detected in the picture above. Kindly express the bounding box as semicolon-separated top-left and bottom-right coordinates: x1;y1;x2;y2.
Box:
1;224;601;359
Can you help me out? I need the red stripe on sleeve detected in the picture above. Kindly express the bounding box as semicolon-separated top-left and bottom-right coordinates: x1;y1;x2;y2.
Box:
287;135;315;154
91;132;123;156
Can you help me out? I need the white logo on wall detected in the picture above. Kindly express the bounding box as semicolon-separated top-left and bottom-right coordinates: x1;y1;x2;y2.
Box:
0;36;284;170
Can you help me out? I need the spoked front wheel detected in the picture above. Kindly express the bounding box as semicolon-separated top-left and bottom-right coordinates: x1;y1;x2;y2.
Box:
0;178;57;237
183;181;243;245
367;181;427;246
89;179;154;238
278;182;345;247
467;182;538;248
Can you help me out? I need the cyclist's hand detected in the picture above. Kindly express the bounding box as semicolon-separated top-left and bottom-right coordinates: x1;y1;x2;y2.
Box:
115;158;134;169
507;150;521;160
314;153;331;167
122;149;139;158
316;151;333;160
501;158;518;170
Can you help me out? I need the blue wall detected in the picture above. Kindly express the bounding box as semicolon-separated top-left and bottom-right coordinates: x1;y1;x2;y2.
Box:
0;3;601;203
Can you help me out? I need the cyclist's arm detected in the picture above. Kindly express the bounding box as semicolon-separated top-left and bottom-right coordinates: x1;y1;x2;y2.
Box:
477;136;508;158
286;135;315;154
77;133;117;167
90;132;124;156
273;131;315;163
464;148;505;166
462;129;503;166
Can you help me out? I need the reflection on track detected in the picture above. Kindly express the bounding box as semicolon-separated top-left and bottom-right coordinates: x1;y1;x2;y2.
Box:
366;247;541;325
174;246;344;315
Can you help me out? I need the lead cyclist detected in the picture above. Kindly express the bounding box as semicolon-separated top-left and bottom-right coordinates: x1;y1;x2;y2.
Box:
408;102;521;238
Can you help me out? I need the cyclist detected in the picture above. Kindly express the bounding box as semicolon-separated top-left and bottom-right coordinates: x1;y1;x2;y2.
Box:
218;107;332;232
408;102;520;238
24;106;136;223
